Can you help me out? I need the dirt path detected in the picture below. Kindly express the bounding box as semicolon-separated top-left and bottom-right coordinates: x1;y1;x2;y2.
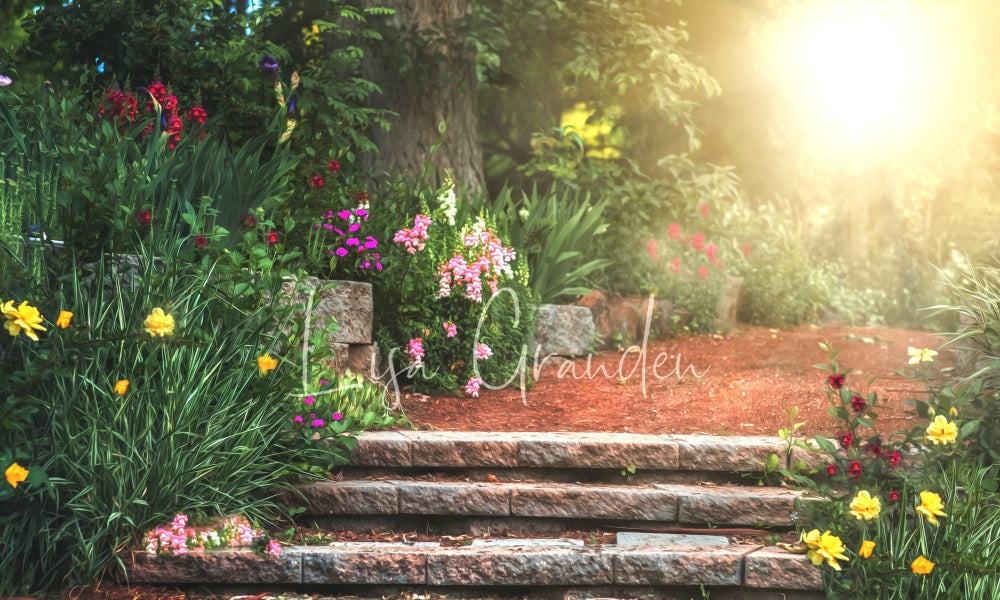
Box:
400;325;950;437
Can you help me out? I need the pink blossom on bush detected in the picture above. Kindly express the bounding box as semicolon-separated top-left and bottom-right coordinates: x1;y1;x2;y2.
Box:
464;376;483;398
691;233;704;251
668;223;681;239
406;337;425;366
267;539;283;556
443;321;457;337
474;344;492;360
393;214;432;254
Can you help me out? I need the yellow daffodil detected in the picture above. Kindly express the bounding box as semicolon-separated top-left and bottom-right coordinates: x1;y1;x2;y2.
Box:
915;491;947;524
849;490;881;521
143;307;175;337
803;529;849;571
911;555;935;575
114;379;130;396
925;415;958;445
859;540;875;559
56;310;73;329
2;300;47;341
908;346;938;364
5;462;28;488
257;354;278;374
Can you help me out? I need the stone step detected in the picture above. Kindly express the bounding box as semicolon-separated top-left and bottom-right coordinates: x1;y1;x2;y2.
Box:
126;542;823;594
349;431;806;474
292;480;805;527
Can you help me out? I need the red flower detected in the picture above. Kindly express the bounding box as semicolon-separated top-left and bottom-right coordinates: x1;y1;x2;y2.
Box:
827;374;845;389
239;214;257;230
743;243;751;257
850;395;867;412
166;115;183;135
148;81;167;103
825;464;837;476
266;231;279;245
691;232;705;251
193;234;208;249
847;460;862;478
698;266;709;279
699;203;709;217
888;451;902;467
867;442;883;457
356;191;369;203
888;489;900;502
186;107;208;124
646;240;659;260
668;223;680;239
135;209;152;227
310;174;325;188
164;94;179;115
328;159;341;174
838;430;855;449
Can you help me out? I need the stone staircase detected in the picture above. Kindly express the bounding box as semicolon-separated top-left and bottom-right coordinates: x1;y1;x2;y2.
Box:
127;432;825;599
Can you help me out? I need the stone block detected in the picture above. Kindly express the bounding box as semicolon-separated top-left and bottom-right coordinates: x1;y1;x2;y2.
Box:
517;432;679;469
511;484;678;520
613;547;749;586
531;304;596;357
470;538;584;548
616;532;729;547
349;431;412;467
666;484;799;526
744;548;823;590
397;482;510;516
427;547;614;586
127;549;301;584
298;481;398;515
668;435;786;472
282;277;373;344
409;431;520;467
302;545;426;584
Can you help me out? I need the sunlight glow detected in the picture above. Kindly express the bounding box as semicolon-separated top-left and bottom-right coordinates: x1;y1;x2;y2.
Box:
778;1;936;153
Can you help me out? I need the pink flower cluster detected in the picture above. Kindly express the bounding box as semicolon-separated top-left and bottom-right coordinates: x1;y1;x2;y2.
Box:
144;514;278;557
650;216;738;279
393;214;432;254
313;207;382;271
406;337;425;366
464;376;482;398
474;343;492;360
438;227;516;302
443;321;457;338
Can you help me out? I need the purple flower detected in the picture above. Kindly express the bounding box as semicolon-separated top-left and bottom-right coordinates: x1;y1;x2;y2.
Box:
335;247;349;257
332;412;343;421
311;419;325;428
356;208;368;218
293;415;303;424
259;55;280;81
364;236;378;249
303;395;315;405
346;237;360;246
319;379;329;385
287;95;297;116
0;75;11;87
348;223;361;233
337;210;351;220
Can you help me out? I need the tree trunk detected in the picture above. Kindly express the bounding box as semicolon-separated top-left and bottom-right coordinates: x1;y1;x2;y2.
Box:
361;0;485;192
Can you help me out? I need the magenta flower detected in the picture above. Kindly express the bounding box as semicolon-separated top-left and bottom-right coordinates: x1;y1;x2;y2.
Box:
335;247;349;257
303;396;315;405
311;418;325;428
331;412;343;421
293;415;303;424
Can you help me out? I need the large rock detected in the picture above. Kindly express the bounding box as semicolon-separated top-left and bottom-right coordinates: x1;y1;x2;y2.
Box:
281;277;373;344
575;293;674;348
531;304;595;357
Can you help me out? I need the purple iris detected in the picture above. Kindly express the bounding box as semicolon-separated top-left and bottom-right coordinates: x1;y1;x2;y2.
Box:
0;75;11;87
287;95;297;116
259;55;280;81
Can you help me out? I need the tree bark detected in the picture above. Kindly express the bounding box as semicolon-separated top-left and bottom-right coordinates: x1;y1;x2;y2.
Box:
361;0;485;192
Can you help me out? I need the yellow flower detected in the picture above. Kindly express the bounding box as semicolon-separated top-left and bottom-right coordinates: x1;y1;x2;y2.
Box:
114;379;130;396
859;540;875;559
2;300;47;341
849;490;882;521
949;406;958;417
257;354;278;374
143;307;175;337
925;415;958;445
5;462;28;488
56;310;73;329
911;555;935;575
915;491;947;524
908;346;938;364
803;529;849;571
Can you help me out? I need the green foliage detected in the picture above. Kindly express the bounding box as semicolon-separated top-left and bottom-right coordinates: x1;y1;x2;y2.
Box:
482;184;612;303
0;82;369;593
785;343;1000;599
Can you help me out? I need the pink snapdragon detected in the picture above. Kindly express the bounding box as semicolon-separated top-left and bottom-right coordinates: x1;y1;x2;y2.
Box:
691;233;705;251
474;343;492;360
437;225;515;302
464;376;483;398
443;321;457;337
267;539;283;557
394;214;432;254
406;337;425;366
